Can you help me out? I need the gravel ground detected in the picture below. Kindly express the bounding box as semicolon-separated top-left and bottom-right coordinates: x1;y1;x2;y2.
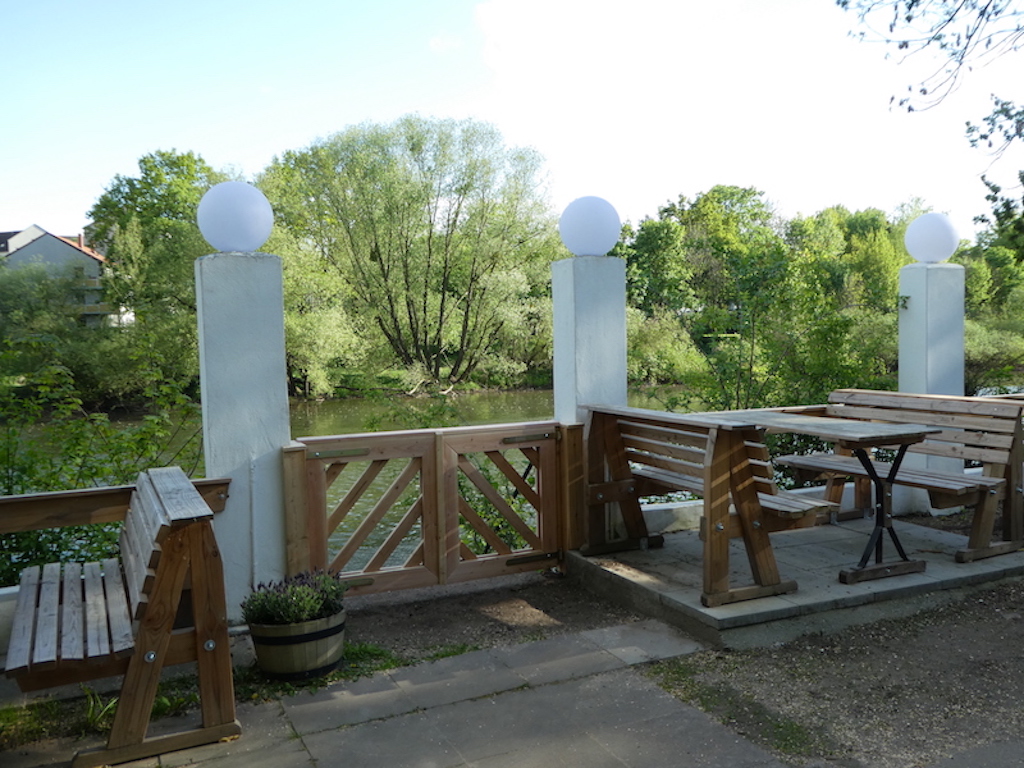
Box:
340;514;1024;768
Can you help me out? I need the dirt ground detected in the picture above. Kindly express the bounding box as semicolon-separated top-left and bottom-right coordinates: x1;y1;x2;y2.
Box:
342;515;1024;768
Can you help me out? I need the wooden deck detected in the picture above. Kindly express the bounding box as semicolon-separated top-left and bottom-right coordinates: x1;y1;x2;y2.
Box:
567;516;1024;649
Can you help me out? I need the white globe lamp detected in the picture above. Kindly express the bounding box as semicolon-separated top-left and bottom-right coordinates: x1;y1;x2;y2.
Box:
197;181;274;253
904;212;959;264
558;196;621;256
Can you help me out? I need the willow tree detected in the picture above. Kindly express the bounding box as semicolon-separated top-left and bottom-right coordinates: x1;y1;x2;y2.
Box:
263;116;559;387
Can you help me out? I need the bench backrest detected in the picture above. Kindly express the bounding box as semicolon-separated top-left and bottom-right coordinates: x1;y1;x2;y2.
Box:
120;466;213;622
826;389;1024;472
588;405;779;500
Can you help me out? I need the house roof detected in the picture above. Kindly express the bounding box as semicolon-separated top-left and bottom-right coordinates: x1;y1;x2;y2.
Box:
0;231;17;255
2;227;105;263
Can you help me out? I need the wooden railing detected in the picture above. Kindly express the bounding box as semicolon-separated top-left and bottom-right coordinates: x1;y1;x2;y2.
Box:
283;421;583;595
0;478;231;534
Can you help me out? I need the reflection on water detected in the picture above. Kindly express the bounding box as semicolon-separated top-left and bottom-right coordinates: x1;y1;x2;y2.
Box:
289;387;682;438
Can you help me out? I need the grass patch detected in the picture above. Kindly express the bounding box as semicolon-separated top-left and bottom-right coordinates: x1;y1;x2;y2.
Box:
2;641;418;751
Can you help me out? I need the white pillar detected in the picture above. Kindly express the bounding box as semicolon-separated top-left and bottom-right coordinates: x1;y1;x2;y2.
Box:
196;252;291;620
552;255;628;424
897;261;965;513
898;262;965;397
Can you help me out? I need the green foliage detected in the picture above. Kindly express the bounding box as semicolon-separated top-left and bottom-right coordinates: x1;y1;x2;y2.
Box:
626;307;708;385
0;364;202;586
240;570;348;625
457;454;532;554
262;115;561;388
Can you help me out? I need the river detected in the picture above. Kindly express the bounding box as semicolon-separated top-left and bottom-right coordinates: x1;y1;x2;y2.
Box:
288;387;681;437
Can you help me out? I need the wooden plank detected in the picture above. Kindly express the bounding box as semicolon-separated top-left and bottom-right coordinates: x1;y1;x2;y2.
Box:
282;441;311;575
60;562;84;663
103;559;134;656
484;449;541;509
5;566;41;675
72;721;241;768
364;497;425;571
131;475;171;546
631;466;703;495
0;478;228;535
32;563;61;670
457;496;513;555
332;458;421;571
831;388;1024;419
702;427;732;602
327;459;388;533
457;455;542;550
186;522;237;730
727;427;783;587
145;467;212;525
107;529;191;750
83;561;111;659
304;457;328;573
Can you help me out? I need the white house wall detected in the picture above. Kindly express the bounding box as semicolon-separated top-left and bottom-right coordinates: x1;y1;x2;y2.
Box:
6;232;102;279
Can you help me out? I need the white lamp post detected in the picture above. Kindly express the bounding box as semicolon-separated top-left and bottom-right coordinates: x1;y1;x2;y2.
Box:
552;195;625;425
897;211;965;513
196;181;291;617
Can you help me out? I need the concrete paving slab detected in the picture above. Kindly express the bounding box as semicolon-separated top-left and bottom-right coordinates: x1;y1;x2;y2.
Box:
300;708;464;768
387;648;525;709
468;733;619;768
581;619;704;664
591;710;787;768
282;669;415;734
490;634;623;685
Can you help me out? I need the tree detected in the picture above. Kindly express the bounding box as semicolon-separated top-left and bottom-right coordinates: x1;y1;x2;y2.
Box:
263;115;560;387
85;150;227;399
838;1;1024;149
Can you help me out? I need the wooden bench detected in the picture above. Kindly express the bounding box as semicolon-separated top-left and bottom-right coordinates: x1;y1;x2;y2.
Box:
585;405;837;607
4;467;239;768
777;389;1024;563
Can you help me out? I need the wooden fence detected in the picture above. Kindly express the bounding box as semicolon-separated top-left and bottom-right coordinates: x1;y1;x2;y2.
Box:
282;421;583;595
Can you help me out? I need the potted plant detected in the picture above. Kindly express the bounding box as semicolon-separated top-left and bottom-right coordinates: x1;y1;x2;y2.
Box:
241;569;348;680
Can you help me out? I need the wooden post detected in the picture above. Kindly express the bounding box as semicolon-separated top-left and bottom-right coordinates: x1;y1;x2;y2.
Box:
282;442;310;576
560;424;586;552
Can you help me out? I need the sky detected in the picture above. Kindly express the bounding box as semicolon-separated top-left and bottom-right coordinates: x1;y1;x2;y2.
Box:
3;0;1023;242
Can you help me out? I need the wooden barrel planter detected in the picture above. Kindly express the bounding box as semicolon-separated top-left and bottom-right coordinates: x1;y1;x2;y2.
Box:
249;609;346;680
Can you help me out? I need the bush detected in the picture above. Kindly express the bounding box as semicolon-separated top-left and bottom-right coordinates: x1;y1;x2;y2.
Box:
240;570;348;625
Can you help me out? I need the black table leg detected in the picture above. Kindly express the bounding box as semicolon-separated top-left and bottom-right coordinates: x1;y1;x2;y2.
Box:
839;445;927;584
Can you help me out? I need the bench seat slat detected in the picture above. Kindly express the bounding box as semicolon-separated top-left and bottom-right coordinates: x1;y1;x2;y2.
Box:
103;558;134;656
4;566;41;676
632;466;831;519
60;562;84;663
777;452;1004;496
32;563;61;670
83;561;111;659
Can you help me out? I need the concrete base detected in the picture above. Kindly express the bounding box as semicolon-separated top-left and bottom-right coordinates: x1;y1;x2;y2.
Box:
567;518;1024;649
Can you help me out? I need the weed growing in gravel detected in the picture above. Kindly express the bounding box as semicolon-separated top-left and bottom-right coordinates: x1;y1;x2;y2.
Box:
647;656;832;760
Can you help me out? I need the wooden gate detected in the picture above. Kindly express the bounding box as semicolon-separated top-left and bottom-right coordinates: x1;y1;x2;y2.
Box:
282;421;579;595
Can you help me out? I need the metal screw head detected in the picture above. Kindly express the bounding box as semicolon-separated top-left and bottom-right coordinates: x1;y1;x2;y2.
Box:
715;522;725;531
144;651;157;663
204;640;217;652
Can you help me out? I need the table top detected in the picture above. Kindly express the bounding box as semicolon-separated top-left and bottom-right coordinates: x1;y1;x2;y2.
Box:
715;409;942;449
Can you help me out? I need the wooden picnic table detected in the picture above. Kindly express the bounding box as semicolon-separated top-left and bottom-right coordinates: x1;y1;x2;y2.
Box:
715;409;942;583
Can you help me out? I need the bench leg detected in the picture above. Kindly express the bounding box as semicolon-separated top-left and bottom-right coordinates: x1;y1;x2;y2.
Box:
77;524;241;767
957;491;1023;563
701;429;797;607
